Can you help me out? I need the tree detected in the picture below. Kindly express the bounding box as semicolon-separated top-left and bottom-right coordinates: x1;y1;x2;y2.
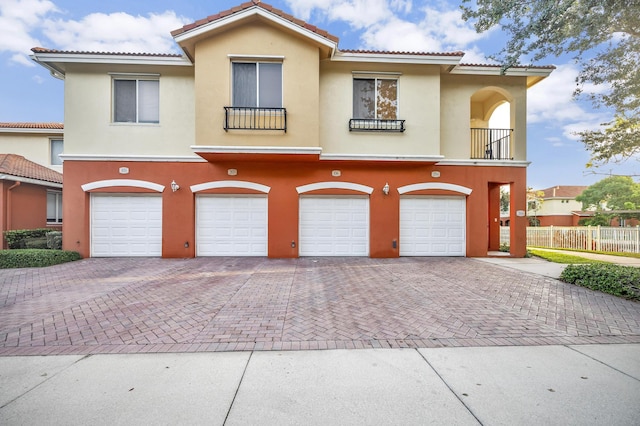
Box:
460;0;640;166
575;176;640;220
499;187;509;213
526;187;545;226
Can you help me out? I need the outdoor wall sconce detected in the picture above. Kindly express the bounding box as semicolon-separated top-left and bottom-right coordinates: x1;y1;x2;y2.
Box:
382;182;390;195
291;241;296;248
171;180;180;192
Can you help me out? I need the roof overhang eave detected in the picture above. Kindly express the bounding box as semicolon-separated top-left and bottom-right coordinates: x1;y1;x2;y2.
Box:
450;64;555;86
30;51;192;77
332;51;463;66
0;174;63;188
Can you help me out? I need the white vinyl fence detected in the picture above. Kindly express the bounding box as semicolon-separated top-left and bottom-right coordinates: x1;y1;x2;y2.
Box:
500;226;640;254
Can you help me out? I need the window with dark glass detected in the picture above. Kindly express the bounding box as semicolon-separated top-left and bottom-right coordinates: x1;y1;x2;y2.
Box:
113;78;159;123
47;191;62;224
232;62;282;108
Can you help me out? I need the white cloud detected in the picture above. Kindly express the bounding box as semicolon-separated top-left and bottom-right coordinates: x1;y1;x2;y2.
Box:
42;11;189;54
418;6;489;48
361;18;441;51
528;64;612;139
11;52;35;67
287;0;412;26
1;1;190;65
286;1;489;54
0;0;58;58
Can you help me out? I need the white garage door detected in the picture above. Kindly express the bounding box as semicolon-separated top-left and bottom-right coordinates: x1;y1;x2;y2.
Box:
400;196;466;256
196;195;267;256
299;196;369;256
91;194;162;257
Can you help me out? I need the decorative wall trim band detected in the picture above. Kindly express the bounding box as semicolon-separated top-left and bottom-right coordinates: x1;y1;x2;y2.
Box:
81;179;165;192
397;182;472;195
190;180;271;194
296;181;374;194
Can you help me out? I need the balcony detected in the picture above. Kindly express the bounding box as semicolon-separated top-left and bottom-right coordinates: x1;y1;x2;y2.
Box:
471;128;512;160
224;107;287;132
349;119;405;132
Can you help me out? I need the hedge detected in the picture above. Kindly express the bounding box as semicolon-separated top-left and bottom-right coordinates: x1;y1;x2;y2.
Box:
560;264;640;300
0;249;82;269
4;228;53;249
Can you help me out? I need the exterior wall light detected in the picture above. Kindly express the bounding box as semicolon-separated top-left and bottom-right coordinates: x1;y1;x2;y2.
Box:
382;182;390;195
171;180;180;192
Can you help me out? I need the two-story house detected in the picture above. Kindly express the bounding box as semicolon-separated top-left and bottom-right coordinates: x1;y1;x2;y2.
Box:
30;1;553;258
527;185;588;226
0;123;64;243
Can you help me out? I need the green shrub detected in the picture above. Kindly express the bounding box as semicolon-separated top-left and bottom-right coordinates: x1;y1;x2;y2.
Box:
0;249;82;269
4;229;54;249
46;231;63;250
560;264;640;300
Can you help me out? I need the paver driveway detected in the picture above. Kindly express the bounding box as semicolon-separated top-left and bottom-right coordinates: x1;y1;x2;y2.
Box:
1;257;639;355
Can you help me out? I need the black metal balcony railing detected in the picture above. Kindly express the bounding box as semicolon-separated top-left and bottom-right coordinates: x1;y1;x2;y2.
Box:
349;118;406;132
471;128;513;160
224;107;287;132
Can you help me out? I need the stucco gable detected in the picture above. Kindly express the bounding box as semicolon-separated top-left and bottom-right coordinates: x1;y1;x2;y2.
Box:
172;1;339;61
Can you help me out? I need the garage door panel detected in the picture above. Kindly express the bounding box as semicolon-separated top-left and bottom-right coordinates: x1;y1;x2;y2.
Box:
91;194;162;257
299;196;369;256
196;195;267;256
400;196;466;257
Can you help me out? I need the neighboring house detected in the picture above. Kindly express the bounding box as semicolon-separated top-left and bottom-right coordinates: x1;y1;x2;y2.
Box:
0;122;64;172
0;154;63;247
30;1;553;259
527;185;588;226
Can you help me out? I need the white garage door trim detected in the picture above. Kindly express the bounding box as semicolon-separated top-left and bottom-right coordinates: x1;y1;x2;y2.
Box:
90;194;163;257
400;196;466;256
299;196;369;256
196;195;268;256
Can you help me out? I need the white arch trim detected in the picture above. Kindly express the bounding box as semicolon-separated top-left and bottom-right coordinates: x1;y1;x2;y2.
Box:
397;182;472;195
190;180;271;194
297;181;374;194
81;179;165;192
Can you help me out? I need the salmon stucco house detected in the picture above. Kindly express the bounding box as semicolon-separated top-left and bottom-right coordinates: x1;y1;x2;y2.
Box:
30;1;553;259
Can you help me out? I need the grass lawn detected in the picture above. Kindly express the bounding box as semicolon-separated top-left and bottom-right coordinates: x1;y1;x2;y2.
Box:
528;248;609;264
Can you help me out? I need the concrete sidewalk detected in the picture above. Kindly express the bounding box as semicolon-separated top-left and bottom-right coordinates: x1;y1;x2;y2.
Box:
476;256;568;279
477;249;640;279
1;345;639;425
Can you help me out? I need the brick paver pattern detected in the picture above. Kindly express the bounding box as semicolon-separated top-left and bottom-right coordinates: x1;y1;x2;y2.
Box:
1;257;638;355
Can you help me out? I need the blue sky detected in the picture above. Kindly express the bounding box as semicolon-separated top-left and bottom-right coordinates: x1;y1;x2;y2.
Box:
1;0;637;189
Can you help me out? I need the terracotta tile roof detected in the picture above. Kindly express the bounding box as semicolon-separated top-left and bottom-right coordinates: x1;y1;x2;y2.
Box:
539;185;588;198
0;154;63;185
342;49;465;57
31;47;182;57
0;122;63;130
171;0;339;43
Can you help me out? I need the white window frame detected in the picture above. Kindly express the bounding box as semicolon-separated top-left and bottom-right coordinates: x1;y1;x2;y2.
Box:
111;73;160;124
47;191;62;224
352;72;400;120
231;61;283;108
50;138;63;166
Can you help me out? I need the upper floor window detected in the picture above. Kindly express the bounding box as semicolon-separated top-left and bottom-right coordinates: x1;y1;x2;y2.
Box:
50;139;63;166
353;77;398;120
351;74;404;132
113;77;159;123
47;191;62;224
232;62;282;108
